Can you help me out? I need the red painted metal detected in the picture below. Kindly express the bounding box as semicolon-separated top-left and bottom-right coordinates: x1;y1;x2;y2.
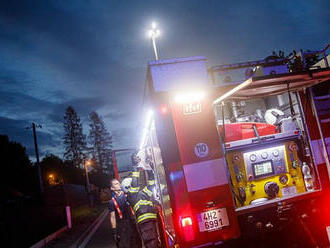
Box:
156;205;170;248
169;93;240;246
219;122;277;143
299;90;330;228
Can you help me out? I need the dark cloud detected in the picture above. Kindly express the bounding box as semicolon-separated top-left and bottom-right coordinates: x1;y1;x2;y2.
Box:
0;0;146;89
0;90;56;115
104;110;127;120
110;126;139;152
53;97;108;119
0;116;61;158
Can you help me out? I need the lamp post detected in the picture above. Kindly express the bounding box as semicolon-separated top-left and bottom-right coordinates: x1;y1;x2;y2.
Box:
85;159;91;193
148;22;161;60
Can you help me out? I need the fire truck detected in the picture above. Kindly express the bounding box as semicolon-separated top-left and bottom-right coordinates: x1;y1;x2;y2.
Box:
139;45;330;247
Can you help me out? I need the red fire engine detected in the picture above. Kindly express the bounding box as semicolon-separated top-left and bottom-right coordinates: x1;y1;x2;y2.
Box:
140;45;330;247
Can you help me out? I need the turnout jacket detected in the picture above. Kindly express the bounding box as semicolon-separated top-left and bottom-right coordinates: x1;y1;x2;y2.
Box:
128;169;158;224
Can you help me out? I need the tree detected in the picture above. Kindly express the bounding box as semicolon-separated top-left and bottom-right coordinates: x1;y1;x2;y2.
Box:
0;135;38;196
88;111;113;176
40;154;85;185
40;154;65;186
63;106;86;168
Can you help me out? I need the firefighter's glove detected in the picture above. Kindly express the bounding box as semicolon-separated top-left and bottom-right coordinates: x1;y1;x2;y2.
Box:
112;228;120;243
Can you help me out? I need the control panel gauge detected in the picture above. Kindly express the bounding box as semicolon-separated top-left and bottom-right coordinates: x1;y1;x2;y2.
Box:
261;152;268;159
244;145;287;181
250;154;257;162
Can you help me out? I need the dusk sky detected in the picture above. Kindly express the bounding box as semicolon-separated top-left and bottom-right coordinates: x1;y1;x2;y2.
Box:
0;0;329;168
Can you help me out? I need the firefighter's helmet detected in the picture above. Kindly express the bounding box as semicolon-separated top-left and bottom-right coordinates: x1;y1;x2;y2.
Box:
265;108;285;125
121;177;132;193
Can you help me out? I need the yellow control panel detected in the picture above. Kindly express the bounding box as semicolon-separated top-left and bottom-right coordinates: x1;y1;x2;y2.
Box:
226;140;306;207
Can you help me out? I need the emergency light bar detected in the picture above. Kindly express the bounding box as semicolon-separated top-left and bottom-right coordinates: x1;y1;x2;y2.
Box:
174;91;206;103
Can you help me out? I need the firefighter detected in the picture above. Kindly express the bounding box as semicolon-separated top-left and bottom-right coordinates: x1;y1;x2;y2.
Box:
125;151;160;248
109;178;142;248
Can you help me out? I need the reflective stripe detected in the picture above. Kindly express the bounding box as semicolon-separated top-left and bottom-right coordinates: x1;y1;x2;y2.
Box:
137;213;157;223
128;187;139;193
143;187;153;197
130;206;135;216
148;180;155;185
132;172;139;177
112;197;123;219
133;199;153;212
133;200;142;211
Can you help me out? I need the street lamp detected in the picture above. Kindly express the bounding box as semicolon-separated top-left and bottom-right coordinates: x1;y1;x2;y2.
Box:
84;159;94;207
48;174;55;185
85;160;91;193
148;22;161;60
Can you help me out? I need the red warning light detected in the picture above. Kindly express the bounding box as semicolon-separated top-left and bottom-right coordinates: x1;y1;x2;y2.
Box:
160;104;168;115
181;217;192;227
181;216;195;241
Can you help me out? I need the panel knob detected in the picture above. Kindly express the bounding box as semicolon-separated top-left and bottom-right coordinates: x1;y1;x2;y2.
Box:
264;181;279;198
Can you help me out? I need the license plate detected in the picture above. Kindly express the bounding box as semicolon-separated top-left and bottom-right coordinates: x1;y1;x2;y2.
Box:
197;208;229;232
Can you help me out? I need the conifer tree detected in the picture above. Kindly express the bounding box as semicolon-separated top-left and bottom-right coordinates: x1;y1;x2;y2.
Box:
63;106;86;168
88;111;113;175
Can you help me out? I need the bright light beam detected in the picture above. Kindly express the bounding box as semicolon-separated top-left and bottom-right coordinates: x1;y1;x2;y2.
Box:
174;91;206;103
213;78;253;105
139;110;154;150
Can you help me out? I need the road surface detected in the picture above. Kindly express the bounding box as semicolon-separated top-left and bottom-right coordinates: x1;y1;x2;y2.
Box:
85;212;114;248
